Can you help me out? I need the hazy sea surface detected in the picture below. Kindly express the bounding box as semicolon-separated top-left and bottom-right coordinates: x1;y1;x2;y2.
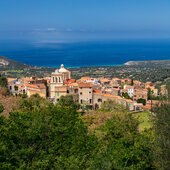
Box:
0;39;170;67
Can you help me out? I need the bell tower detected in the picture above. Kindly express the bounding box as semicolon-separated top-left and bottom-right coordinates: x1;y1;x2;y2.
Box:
50;69;63;100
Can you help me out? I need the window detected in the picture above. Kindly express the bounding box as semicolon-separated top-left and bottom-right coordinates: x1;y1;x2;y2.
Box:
129;104;131;107
90;99;92;104
67;90;69;94
74;89;78;93
10;86;12;90
57;92;60;96
121;101;123;105
80;92;82;95
56;98;59;102
89;91;91;93
81;99;83;104
98;98;102;102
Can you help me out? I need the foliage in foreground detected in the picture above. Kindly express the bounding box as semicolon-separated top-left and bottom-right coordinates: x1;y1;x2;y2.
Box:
152;103;170;169
0;103;4;113
0;96;162;169
0;96;97;169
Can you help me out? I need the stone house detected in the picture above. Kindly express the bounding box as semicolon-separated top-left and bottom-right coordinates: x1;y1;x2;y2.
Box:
26;83;46;98
78;82;93;106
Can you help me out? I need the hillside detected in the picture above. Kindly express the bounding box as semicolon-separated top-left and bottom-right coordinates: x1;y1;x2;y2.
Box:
0;56;170;83
0;56;33;70
124;60;170;67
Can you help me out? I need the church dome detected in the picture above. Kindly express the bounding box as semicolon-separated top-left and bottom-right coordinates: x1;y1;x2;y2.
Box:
59;64;70;73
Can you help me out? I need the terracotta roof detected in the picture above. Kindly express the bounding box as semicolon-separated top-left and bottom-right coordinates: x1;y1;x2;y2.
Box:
112;78;121;81
134;89;142;92
18;86;25;90
134;80;142;84
93;90;123;99
134;92;147;95
26;83;46;89
81;77;91;80
7;78;16;83
78;82;92;88
64;79;76;84
67;83;78;87
122;89;127;91
8;83;16;85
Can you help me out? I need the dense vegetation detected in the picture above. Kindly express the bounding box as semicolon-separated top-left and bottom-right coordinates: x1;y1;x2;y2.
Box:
0;94;169;169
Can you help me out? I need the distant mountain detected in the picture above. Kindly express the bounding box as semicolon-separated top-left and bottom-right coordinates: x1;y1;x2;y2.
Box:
0;56;33;70
124;60;170;67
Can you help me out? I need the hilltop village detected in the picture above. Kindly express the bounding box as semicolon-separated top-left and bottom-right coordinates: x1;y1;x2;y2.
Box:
7;64;168;112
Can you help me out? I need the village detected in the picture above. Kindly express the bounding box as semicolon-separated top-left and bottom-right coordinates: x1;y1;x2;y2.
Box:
7;64;168;112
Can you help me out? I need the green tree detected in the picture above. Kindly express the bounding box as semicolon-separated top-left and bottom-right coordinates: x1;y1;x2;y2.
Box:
137;98;146;105
91;112;154;169
152;103;170;169
122;92;132;99
0;75;8;88
0;98;97;169
58;95;80;110
0;103;4;114
100;99;126;112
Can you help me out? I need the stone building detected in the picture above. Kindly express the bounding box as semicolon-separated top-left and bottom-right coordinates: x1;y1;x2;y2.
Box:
133;89;148;102
78;82;93;106
66;83;79;101
161;85;168;97
93;90;134;110
50;69;64;102
26;84;46;98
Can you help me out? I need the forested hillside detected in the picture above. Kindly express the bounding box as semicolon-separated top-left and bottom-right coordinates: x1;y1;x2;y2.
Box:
0;90;169;169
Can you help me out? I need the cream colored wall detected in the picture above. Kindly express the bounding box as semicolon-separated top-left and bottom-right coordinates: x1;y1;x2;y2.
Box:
27;89;46;98
54;91;67;102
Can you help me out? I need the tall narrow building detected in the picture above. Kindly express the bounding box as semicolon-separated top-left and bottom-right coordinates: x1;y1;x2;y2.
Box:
50;69;63;102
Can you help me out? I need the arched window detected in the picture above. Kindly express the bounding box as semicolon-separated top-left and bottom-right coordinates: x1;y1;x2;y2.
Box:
56;77;58;83
53;77;54;83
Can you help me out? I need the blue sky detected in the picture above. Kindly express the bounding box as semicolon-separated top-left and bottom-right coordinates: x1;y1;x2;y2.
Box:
0;0;170;40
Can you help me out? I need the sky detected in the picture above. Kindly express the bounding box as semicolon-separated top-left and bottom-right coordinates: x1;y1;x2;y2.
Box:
0;0;170;40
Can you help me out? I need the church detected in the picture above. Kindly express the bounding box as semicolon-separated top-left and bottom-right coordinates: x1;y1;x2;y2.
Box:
50;64;71;103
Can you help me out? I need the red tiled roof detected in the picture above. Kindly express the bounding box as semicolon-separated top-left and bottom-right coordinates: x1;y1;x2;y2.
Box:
67;83;78;87
7;78;16;82
81;77;91;80
64;79;76;84
93;90;123;99
26;83;46;89
78;82;92;88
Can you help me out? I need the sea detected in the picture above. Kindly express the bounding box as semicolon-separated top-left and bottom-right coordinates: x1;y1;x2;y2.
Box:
0;39;170;68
